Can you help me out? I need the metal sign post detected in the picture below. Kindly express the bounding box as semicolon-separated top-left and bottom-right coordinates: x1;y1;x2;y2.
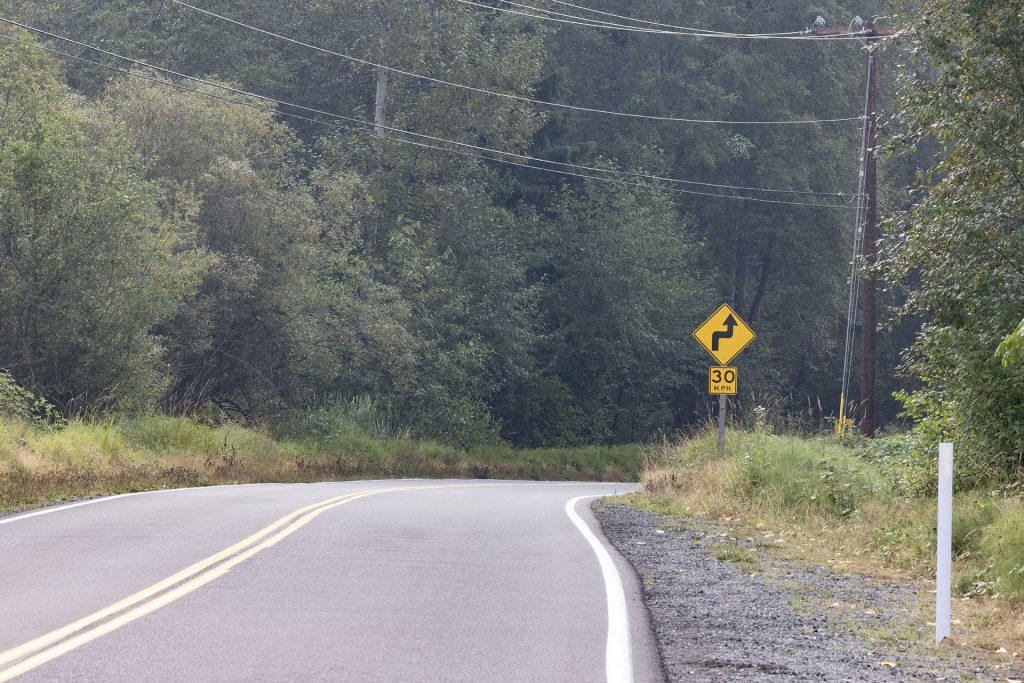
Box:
717;394;727;458
694;305;755;457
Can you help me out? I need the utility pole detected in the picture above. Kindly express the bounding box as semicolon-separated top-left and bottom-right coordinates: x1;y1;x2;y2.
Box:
860;47;878;436
811;17;893;436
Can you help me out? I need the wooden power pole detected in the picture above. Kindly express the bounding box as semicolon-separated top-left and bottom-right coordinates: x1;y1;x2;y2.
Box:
860;47;879;436
811;18;893;436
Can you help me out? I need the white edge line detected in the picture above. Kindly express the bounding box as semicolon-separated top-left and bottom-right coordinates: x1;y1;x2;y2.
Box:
0;482;267;526
0;479;451;526
566;494;633;683
2;479;630;528
0;480;631;526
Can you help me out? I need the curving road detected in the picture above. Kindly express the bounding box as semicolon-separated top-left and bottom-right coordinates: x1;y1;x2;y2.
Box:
0;480;661;682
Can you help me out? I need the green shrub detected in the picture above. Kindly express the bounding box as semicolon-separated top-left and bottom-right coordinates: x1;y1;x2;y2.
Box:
119;415;222;455
273;397;407;444
854;430;1011;498
854;433;937;497
729;433;887;518
980;505;1024;605
951;499;1000;561
0;371;60;426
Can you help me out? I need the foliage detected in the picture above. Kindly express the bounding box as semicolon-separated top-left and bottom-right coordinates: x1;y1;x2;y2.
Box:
273;396;409;443
531;0;891;418
980;506;1024;606
642;428;1024;608
882;0;1024;476
852;431;938;497
100;76;366;417
0;370;60;426
996;318;1024;367
529;179;710;444
0;413;643;512
694;431;888;518
0;32;201;411
0;1;925;448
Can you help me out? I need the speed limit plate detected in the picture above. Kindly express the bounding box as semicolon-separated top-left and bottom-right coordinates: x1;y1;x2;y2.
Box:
709;366;737;395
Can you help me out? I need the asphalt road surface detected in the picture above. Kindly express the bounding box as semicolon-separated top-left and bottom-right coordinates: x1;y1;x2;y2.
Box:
0;480;661;682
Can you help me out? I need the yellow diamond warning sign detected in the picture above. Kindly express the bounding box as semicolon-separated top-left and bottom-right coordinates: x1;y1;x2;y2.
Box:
693;304;756;366
709;367;737;395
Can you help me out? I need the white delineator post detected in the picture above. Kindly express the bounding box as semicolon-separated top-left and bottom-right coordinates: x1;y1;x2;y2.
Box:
936;442;953;644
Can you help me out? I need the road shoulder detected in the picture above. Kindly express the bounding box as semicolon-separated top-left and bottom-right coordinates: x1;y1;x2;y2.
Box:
594;500;1023;682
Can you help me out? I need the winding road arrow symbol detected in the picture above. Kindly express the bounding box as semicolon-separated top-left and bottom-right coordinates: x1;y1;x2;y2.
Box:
694;304;755;365
711;314;737;351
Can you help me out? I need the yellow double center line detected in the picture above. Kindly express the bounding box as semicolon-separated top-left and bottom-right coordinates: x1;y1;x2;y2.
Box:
0;485;429;681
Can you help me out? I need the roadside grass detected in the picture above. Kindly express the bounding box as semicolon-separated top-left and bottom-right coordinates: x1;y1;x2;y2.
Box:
0;415;642;512
637;428;1024;653
710;543;760;570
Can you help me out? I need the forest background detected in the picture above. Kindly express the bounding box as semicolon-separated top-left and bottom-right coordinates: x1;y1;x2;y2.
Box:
0;0;1020;486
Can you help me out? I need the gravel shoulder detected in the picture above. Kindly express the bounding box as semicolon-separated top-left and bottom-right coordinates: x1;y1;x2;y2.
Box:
595;500;1024;682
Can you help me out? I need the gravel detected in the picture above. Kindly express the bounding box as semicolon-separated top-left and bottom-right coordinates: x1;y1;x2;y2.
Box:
595;501;1024;683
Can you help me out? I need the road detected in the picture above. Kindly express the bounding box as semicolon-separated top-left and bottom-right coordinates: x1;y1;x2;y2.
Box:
0;480;661;682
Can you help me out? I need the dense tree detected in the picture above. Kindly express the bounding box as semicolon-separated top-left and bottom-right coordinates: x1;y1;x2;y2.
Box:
528;179;710;444
0;1;928;446
881;0;1024;475
0;32;200;409
526;0;895;422
998;320;1024;368
100;75;375;416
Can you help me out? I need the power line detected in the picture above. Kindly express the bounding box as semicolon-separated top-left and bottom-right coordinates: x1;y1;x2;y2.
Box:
484;0;725;33
452;0;883;40
2;19;857;207
10;36;856;210
0;17;847;200
537;0;806;36
0;20;856;209
169;0;859;126
487;0;801;37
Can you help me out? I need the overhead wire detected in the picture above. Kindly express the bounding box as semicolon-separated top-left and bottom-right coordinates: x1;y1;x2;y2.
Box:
484;0;803;37
12;40;855;209
168;0;860;126
451;0;882;40
0;19;857;209
537;0;806;36
481;0;728;32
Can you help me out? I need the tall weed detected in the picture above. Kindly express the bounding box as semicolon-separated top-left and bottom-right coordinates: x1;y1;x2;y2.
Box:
642;427;1024;607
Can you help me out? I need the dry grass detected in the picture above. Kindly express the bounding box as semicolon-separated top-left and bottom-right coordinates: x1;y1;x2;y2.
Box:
0;415;643;513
